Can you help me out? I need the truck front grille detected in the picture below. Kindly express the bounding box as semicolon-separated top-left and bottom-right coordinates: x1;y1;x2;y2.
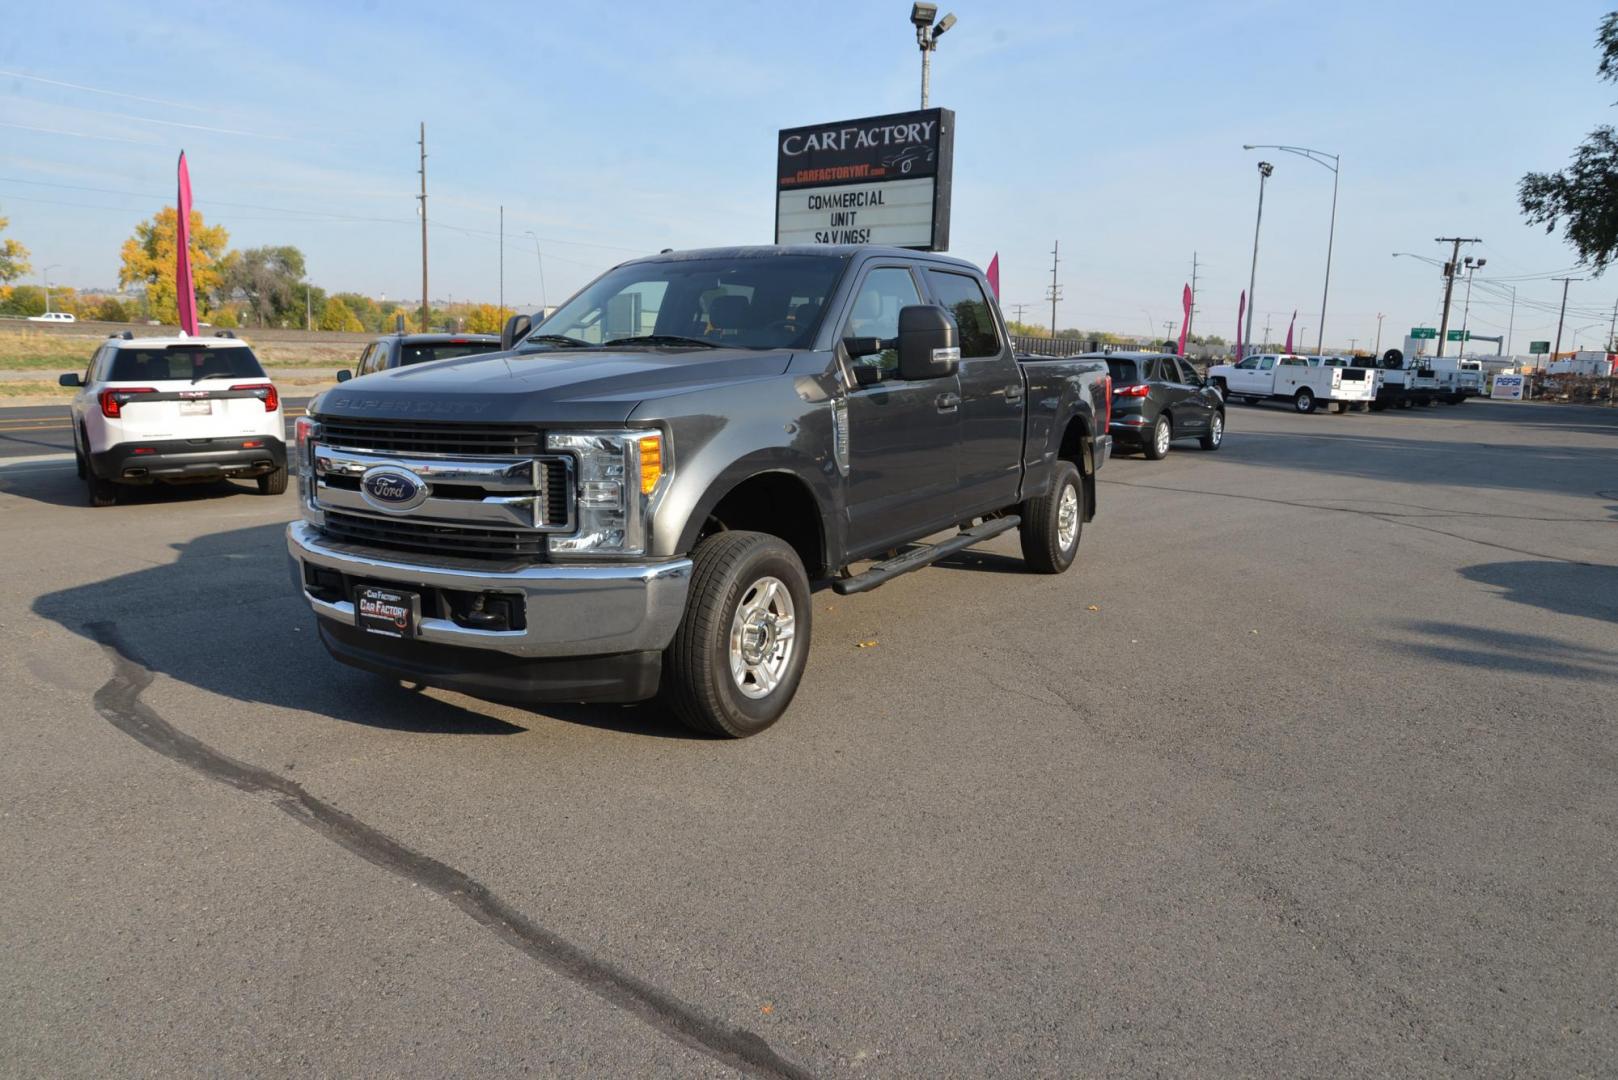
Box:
321;510;549;561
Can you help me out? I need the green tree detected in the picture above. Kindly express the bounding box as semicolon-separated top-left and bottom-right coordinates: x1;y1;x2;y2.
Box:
331;291;381;331
1520;12;1618;273
118;207;230;323
0;284;45;316
0;213;30;283
218;245;308;326
320;296;364;332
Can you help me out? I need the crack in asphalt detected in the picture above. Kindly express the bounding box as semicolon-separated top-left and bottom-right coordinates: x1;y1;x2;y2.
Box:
84;621;815;1080
1101;478;1609;566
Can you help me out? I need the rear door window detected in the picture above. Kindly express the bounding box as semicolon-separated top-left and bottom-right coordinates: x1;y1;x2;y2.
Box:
106;346;267;382
924;270;1001;359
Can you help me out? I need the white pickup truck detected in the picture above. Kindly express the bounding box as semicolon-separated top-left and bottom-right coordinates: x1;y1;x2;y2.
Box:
1208;353;1376;414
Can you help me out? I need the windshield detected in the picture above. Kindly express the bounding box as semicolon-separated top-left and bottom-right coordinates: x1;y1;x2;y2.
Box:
107;346;267;382
399;340;501;366
524;255;847;351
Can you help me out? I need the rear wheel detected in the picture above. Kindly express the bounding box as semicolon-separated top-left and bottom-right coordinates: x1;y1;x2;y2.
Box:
1019;460;1084;574
257;465;289;495
1294;388;1317;414
662;531;811;738
1143;414;1172;459
1200;411;1225;450
85;472;118;507
1212;378;1228;400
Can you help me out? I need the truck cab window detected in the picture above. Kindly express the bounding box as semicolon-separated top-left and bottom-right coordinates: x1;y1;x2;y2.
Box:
925;269;1001;358
844;267;921;376
1260;357;1276;371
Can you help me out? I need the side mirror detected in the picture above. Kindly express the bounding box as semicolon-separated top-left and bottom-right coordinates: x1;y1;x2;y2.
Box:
58;372;82;387
501;312;532;351
335;369;352;383
851;363;884;387
896;305;959;380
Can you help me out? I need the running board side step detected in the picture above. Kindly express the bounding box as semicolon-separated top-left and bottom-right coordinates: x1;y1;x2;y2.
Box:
832;516;1021;596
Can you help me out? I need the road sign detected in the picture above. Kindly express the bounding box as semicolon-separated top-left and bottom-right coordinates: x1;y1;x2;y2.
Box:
1445;329;1471;342
1528;340;1550;354
1410;327;1437;339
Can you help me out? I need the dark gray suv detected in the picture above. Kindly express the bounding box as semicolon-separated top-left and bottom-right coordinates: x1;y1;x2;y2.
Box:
1101;352;1225;459
337;333;501;382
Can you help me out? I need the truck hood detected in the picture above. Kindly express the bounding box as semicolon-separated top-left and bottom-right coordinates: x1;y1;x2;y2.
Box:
313;347;794;425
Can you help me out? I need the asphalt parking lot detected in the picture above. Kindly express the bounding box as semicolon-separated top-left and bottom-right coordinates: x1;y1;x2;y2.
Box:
2;398;1614;1077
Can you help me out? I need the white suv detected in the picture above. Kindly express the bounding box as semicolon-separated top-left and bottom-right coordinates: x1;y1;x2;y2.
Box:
60;332;286;506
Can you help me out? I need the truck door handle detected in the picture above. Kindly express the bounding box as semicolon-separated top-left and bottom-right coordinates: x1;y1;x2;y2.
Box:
1005;383;1024;402
935;392;961;412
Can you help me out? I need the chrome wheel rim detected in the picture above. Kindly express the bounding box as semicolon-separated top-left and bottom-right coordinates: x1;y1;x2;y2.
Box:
1056;484;1080;551
728;576;796;700
1297;393;1311;411
1211;415;1223;444
1155;420;1171;455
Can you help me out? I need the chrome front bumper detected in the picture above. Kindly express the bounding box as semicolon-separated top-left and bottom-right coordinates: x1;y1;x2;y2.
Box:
286;521;692;658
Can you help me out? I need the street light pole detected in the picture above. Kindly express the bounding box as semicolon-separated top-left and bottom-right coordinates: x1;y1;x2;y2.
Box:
910;4;956;109
42;264;60;314
1375;312;1385;357
524;231;549;311
1244;161;1273;359
1245;144;1339;355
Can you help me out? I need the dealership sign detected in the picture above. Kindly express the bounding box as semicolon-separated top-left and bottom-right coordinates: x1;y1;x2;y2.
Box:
775;108;954;251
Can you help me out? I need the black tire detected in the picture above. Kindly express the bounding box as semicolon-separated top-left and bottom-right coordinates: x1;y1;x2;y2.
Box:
257;465;289;495
1143;414;1172;460
1356;401;1371;413
1398;396;1414;410
1200;411;1225;450
86;472;118;507
662;531;812;738
1018;460;1084;575
1212;378;1228;400
74;438;87;479
1294;388;1317;414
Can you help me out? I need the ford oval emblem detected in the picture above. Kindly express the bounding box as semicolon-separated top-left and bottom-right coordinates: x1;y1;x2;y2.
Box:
360;466;429;513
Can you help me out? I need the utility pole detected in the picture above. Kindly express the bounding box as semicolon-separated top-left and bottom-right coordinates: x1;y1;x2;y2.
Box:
1504;290;1515;357
1550;276;1581;363
418;122;429;333
1262;314;1273;351
1162;321;1176;345
1433;236;1480;358
305;284;311;331
1348;337;1358;353
498;205;504;320
1374;312;1385;357
1185;250;1200;348
1009;302;1031;323
1607;297;1617;353
1046;241;1062;337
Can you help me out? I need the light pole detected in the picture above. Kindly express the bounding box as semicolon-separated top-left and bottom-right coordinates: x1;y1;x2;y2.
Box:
1457;256;1486;357
42;264;60;314
524;231;549;312
910;4;956;109
1244;161;1273;359
1375;312;1385;357
1245;144;1338;356
1571;323;1600;350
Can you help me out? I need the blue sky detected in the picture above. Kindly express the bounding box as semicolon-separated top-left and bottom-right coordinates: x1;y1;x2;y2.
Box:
4;0;1616;351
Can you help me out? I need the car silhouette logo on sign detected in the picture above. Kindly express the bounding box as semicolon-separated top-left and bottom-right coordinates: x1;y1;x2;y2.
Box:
360;466;429;513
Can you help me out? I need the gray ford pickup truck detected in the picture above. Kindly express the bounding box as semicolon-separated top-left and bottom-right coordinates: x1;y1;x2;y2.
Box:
287;245;1113;736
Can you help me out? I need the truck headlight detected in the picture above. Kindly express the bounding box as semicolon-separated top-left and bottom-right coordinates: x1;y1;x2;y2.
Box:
546;430;666;556
294;416;324;523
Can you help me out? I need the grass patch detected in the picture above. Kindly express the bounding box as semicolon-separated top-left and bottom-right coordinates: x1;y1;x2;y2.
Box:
0;329;362;372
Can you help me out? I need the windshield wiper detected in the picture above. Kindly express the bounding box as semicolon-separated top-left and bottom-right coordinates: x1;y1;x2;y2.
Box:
520;335;594;350
601;335;720;349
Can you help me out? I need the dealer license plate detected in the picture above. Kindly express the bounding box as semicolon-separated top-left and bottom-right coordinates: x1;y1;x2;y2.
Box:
179;400;212;415
355;585;420;638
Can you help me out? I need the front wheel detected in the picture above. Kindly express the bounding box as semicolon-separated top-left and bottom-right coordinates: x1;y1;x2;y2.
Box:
1294;388;1317;414
1019;460;1084;575
662;531;812;738
1200;411;1225;450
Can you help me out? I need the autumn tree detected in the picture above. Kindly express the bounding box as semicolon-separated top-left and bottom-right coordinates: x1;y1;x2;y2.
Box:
331;291;381;331
463;303;506;334
118;207;229;324
1520;12;1618;273
320;296;364;332
0;213;30;283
